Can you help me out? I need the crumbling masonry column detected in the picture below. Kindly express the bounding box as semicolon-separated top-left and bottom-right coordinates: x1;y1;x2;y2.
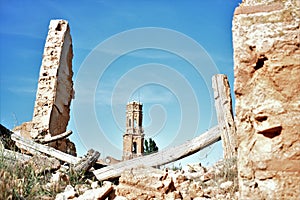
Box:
232;0;300;199
13;20;76;155
32;20;74;138
31;19;76;155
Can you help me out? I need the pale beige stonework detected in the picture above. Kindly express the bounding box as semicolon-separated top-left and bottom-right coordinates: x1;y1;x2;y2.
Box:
233;0;300;199
32;19;74;139
14;20;76;156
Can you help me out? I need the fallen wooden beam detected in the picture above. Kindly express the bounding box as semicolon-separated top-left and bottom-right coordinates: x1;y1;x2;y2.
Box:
1;148;31;162
11;133;80;165
74;149;100;172
93;125;220;181
34;130;73;144
212;74;237;159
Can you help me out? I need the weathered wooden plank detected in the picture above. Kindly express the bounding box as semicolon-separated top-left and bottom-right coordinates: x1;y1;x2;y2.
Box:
93;125;220;181
11;133;80;164
212;74;237;159
34;130;72;144
12;135;43;156
1;148;31;162
74;149;100;172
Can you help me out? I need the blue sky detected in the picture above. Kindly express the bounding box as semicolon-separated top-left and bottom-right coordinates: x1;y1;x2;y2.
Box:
0;0;241;166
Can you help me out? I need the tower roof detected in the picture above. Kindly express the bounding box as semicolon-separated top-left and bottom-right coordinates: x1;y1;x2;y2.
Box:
128;101;142;105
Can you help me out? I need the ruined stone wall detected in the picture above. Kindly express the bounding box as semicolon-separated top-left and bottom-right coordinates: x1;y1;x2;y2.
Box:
14;20;76;156
232;0;300;199
32;20;74;139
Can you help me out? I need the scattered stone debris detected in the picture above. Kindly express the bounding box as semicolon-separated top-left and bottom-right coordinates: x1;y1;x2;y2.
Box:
114;161;238;200
1;129;238;200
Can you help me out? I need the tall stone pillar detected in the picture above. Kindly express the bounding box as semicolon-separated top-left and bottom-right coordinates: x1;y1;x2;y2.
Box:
14;19;76;156
32;19;74;139
232;0;300;199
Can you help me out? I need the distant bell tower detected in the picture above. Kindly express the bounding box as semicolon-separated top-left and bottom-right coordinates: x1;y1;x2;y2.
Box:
122;101;144;160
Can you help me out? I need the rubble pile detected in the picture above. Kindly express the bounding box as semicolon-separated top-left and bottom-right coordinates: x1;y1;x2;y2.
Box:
54;161;238;200
0;157;238;199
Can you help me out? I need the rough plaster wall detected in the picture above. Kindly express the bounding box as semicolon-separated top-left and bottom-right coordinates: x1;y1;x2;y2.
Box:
233;0;300;199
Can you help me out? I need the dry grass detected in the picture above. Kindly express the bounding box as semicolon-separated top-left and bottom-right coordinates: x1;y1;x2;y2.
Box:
213;157;238;197
0;158;54;199
0;151;88;199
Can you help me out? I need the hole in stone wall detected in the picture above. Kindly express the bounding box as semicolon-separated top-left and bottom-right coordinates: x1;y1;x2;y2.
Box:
255;115;268;122
55;23;62;31
258;126;282;139
254;55;268;70
249;45;256;51
254;182;258;188
43;72;48;76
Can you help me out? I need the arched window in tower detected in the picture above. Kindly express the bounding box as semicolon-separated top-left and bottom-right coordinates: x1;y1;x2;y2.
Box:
133;119;137;128
129;119;131;127
132;142;137;153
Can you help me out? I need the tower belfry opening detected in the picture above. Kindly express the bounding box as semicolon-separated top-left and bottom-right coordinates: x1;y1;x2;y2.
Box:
122;101;144;160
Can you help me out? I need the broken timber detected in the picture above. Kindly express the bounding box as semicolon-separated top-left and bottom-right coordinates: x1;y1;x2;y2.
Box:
11;133;80;165
1;148;31;163
74;149;100;172
93;125;220;181
34;130;73;144
11;133;101;172
212;74;237;159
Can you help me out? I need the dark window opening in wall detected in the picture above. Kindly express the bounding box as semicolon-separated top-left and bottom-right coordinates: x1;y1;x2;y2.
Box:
132;142;137;153
129;119;131;127
55;23;62;31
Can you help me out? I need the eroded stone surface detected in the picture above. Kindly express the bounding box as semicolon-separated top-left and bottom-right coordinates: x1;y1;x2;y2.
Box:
32;19;74;139
13;19;76;156
233;0;300;199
